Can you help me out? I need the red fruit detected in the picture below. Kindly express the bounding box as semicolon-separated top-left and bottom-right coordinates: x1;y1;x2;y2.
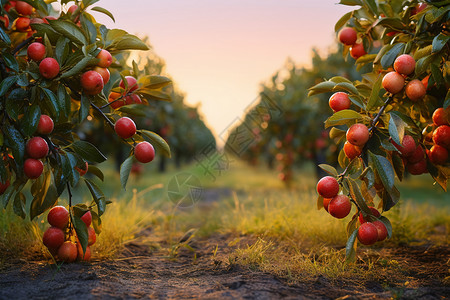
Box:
407;159;427;175
316;176;339;198
428;145;448;165
4;1;16;13
328;195;351;219
15;16;30;32
114;117;136;139
373;220;388;241
323;198;332;212
343;141;362;160
433;125;450;149
382;71;405;94
134;141;155;163
36;114;54;135
432;108;449;126
408;145;425;164
125;94;142;105
357;222;378;245
43;227;65;250
412;3;427;15
57;241;78;262
27;42;46;61
80;70;104;95
358;206;381;224
96;49;112;68
393;54;415;76
0;14;9;28
0;179;10;195
39;57;60;79
47;206;69;229
26;136;49;159
405;79;426;102
119;76;138;92
93;66;110;84
15;1;33;15
108;92;124;109
338;27;357;45
350;43;366;59
392;135;416;157
24;158;43;179
81;211;92;227
75;161;88;176
329;92;351;112
88;226;96;246
346;123;369;147
77;244;91;261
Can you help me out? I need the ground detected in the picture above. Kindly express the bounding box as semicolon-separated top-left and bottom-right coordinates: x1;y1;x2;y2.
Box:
1;222;448;299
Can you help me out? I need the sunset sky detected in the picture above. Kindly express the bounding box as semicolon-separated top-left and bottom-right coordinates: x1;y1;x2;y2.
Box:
94;0;353;143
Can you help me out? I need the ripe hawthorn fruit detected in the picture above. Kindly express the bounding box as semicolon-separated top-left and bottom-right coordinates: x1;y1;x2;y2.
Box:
15;17;30;32
316;176;339;198
323;197;332;212
405;79;426;102
93;66;110;84
338;27;357;45
432;108;449;126
58;241;78;262
382;71;404;94
24;158;44;179
37;114;54;135
75;161;88;176
350;43;366;59
428;145;448;165
343;141;362;160
392;135;416;157
373;220;388;241
134;141;155;163
393;54;415;76
328;195;351;219
114;117;136;139
329;92;351;112
346;123;369;147
88;226;96;246
15;1;33;15
96;49;112;68
26;136;49;159
407;159;427;175
0;179;10;195
119;76;138;92
43;227;65;250
47;206;69;229
432;125;450;149
80;70;104;95
81;210;92;227
408;145;425;164
27;42;46;61
39;57;60;79
357;222;378;245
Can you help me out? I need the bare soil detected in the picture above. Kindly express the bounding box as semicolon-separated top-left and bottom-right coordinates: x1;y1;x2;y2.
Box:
0;231;448;300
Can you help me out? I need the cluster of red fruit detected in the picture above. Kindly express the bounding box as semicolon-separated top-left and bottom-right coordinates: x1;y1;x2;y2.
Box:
428;108;450;165
108;76;143;109
317;176;388;245
1;1;35;34
338;27;366;59
42;206;96;262
114;117;156;163
382;54;426;102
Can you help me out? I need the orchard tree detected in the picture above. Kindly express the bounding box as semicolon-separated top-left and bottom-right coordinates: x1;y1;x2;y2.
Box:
0;0;172;262
309;0;449;261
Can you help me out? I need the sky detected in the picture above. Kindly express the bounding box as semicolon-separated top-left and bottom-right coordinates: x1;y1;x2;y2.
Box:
93;0;353;144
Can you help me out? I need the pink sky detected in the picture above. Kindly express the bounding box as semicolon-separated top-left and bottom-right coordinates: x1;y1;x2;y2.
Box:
94;1;353;143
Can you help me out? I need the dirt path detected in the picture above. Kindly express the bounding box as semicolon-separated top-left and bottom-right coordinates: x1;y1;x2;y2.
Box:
1;233;449;300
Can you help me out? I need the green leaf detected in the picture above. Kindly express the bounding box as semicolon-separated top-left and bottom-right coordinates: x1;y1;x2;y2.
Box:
369;151;395;191
111;34;149;51
366;75;382;110
73;215;88;256
430;63;444;87
13;192;26;219
363;0;378;16
55;36;70;65
388;112;406;146
378;216;393;238
117;104;148;117
308;81;336;96
376;18;408;31
41;88;59;119
0;26;11;45
91;210;102;234
91;6;115;22
119;156;133;190
84;178;106;216
138;89;172;102
380;43;405;69
432;33;450;53
70;140;107;163
82;0;100;7
30;173;58;220
345;228;358;264
444;90;450;109
0;76;17;96
340;0;362;5
335;11;353;31
47;19;88;45
318;164;338;176
138;75;172;90
86;165;104;181
415;55;434;76
61;55;98;79
138;129;171;158
347;178;372;215
333;82;359;95
324;109;364;128
374;44;392;65
22;105;41;136
79;93;91;122
4;124;25;165
2;52;19;72
57;84;71;118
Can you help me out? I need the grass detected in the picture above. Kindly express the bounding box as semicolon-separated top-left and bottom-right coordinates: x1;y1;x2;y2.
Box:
0;158;448;284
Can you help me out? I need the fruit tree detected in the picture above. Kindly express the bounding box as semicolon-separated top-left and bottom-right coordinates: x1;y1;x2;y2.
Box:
0;0;172;262
309;0;449;261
